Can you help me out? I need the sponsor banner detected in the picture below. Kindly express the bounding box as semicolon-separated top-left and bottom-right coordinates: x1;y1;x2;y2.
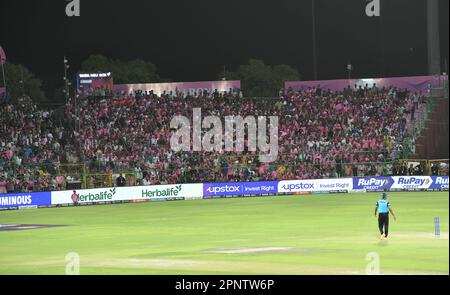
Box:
328;190;349;194
277;180;316;193
0;207;16;211
51;184;203;205
166;197;185;201
18;205;38;210
128;199;149;203
315;178;352;191
202;195;223;199
0;192;52;208
140;184;202;199
312;191;330;195
278;179;352;193
429;176;449;190
52;187;119;204
349;189;367;193
203;181;278;197
390;176;433;190
184;196;203;201
293;191;312;195
148;198;168;202
353;177;392;191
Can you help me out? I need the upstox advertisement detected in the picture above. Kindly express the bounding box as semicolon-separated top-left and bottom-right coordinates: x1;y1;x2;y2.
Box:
277;178;352;193
203;181;278;198
51;184;203;205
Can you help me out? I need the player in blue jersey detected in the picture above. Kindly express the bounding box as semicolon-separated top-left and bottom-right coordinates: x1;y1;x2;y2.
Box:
374;190;397;240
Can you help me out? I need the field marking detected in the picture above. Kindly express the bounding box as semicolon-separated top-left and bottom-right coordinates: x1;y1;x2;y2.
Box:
207;247;294;254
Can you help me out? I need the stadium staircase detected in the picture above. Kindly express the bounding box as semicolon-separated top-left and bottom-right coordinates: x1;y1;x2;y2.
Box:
412;94;449;160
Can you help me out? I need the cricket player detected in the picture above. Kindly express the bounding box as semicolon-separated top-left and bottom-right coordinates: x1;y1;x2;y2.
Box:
71;190;79;206
374;191;397;240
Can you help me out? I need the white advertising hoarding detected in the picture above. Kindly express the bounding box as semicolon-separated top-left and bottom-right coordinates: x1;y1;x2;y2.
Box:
278;178;353;193
51;184;203;205
390;176;433;190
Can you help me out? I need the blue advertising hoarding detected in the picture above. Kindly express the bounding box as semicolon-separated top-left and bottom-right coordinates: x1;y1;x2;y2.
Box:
0;192;52;209
353;176;449;191
203;181;278;197
352;177;392;191
429;176;449;190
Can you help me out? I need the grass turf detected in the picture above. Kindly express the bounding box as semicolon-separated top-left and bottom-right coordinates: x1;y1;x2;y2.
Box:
0;191;448;274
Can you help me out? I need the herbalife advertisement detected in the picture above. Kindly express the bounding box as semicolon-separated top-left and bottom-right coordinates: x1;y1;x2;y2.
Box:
51;184;203;205
140;184;203;201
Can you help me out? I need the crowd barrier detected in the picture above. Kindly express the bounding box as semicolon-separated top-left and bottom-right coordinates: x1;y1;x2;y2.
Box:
0;176;448;210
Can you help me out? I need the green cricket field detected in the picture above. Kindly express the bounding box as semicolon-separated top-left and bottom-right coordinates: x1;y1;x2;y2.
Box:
0;191;448;274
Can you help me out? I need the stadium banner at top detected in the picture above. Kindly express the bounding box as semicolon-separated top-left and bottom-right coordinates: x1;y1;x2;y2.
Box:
285;75;448;93
51;183;203;205
0;192;52;209
113;80;241;96
77;72;114;96
203;181;278;197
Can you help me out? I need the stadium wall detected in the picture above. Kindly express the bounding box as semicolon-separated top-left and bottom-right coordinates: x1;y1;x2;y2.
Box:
0;176;448;210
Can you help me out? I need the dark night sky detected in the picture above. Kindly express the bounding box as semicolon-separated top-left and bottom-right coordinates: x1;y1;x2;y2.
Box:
0;0;449;96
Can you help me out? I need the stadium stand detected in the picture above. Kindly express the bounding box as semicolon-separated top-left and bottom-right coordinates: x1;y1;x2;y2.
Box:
0;85;435;193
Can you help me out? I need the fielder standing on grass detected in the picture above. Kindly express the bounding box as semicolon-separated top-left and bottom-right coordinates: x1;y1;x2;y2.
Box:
374;189;397;240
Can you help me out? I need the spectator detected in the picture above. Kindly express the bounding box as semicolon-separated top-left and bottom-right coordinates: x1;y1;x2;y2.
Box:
0;84;422;192
431;163;439;176
116;174;126;187
0;177;6;194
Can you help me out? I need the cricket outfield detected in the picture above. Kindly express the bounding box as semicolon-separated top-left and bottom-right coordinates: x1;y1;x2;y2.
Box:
0;191;448;275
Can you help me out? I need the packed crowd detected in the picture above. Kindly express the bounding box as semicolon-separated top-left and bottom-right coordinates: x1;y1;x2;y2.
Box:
0;85;427;193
